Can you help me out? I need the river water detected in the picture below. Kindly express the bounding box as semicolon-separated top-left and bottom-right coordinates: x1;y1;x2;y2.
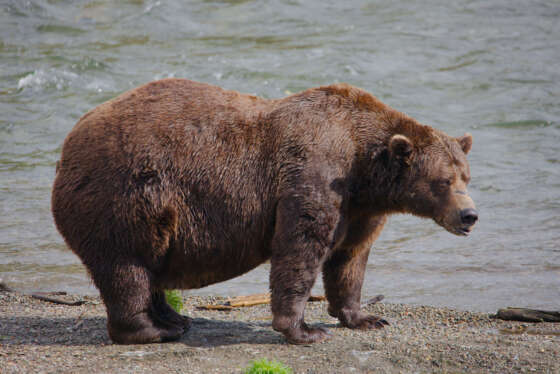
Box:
1;0;559;312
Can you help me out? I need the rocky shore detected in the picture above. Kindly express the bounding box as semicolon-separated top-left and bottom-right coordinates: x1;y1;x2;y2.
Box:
0;290;558;373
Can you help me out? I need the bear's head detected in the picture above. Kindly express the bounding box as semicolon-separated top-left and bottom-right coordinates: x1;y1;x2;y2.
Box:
389;129;478;236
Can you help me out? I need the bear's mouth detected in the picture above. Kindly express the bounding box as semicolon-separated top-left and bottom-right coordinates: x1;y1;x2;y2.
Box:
434;218;473;236
454;226;471;236
436;219;472;236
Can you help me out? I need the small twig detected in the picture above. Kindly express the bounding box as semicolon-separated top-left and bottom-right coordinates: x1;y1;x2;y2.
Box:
32;291;68;297
197;304;234;311
72;320;85;331
31;293;85;306
363;294;384;307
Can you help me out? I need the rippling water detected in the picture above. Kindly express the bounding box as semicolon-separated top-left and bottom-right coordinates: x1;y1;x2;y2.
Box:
1;0;559;312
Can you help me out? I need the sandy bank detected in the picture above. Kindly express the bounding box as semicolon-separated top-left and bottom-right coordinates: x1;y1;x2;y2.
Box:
0;291;558;373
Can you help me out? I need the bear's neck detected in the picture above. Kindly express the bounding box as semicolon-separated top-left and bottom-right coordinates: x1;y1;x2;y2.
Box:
349;141;409;216
348;112;430;216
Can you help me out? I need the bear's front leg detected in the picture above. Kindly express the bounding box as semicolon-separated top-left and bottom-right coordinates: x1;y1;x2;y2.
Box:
269;196;338;344
322;216;389;330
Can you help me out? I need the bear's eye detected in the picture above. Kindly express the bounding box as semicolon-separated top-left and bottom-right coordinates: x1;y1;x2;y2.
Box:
431;179;452;195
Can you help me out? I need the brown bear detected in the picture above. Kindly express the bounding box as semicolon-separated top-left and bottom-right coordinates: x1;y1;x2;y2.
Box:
51;79;478;345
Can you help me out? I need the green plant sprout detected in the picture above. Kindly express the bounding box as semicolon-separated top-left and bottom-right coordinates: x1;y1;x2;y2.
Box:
244;359;293;374
164;289;183;313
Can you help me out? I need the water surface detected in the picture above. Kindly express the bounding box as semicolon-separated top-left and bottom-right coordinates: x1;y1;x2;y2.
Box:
1;0;559;312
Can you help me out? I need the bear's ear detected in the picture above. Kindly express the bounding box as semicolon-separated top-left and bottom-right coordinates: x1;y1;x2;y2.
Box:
389;134;413;166
457;133;473;155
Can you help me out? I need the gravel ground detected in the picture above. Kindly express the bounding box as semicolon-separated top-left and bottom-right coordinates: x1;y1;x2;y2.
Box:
1;290;558;373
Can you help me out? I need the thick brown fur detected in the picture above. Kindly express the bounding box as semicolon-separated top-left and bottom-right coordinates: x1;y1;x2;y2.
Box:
52;79;477;345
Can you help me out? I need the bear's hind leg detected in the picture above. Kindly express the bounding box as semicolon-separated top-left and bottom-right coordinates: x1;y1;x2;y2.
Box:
94;259;184;344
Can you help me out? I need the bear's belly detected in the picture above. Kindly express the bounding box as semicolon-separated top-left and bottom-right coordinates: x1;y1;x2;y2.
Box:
156;238;272;290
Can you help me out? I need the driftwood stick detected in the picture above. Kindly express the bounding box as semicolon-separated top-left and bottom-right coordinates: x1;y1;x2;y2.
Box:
493;307;560;323
31;293;85;306
0;281;14;293
197;293;326;310
227;293;270;307
226;293;325;307
228;299;270;308
308;295;326;302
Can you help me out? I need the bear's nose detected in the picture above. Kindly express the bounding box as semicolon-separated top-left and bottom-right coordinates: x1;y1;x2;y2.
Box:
460;208;478;226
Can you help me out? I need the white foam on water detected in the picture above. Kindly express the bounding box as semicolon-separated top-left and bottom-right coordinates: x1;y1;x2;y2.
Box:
16;69;116;94
17;71;45;90
17;69;79;91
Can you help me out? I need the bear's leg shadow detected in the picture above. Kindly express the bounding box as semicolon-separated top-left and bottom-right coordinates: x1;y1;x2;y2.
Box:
322;217;389;329
92;258;184;344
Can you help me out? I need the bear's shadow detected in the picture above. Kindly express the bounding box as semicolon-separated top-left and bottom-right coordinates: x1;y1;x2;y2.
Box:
184;317;337;347
1;316;337;347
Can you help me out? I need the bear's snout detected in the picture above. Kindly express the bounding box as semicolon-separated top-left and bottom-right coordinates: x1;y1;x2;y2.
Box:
460;208;478;226
436;196;478;236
